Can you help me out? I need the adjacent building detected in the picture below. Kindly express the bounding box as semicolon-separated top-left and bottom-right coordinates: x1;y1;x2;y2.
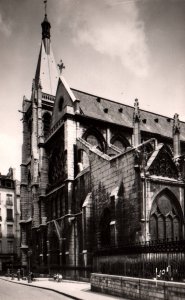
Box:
20;12;185;279
0;168;20;272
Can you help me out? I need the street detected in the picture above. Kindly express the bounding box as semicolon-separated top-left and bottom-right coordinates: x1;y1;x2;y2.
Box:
0;279;71;300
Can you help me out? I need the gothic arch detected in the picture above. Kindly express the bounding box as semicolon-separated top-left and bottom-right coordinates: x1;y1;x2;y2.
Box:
149;188;183;241
110;135;130;151
82;127;106;152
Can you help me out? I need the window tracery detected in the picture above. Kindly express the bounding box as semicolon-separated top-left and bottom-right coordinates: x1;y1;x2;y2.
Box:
149;190;182;241
48;135;66;185
149;151;178;179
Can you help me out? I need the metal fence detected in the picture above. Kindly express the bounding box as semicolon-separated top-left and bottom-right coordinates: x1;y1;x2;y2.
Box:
94;239;185;282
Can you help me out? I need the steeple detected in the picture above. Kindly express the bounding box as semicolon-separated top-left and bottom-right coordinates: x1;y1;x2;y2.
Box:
34;0;58;96
41;0;51;54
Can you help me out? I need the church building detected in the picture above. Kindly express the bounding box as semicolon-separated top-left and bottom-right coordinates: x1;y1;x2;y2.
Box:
20;12;185;279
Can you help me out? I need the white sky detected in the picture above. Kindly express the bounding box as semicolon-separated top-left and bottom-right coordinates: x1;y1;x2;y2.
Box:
0;0;185;180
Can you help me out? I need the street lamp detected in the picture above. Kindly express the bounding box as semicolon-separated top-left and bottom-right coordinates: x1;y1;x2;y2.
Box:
46;240;50;277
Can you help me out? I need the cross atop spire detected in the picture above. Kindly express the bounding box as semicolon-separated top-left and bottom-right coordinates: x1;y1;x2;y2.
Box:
58;60;65;74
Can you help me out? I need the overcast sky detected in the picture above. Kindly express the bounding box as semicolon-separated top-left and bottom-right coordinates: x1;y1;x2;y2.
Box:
0;0;185;180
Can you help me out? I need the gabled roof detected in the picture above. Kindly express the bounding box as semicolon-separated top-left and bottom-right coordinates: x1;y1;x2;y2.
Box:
51;76;76;128
35;41;58;96
72;89;185;142
145;143;179;179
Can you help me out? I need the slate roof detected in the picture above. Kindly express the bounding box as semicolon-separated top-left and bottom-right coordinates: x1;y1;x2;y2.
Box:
72;89;185;142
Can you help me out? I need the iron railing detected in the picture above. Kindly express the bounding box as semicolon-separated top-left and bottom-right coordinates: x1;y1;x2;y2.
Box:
94;239;185;282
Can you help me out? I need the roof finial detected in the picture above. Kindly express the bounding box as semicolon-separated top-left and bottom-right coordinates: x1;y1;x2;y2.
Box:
41;0;51;53
133;98;140;123
44;0;47;16
173;113;180;135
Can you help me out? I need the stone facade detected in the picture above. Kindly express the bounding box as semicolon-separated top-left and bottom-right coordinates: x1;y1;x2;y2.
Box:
0;168;20;272
20;14;185;279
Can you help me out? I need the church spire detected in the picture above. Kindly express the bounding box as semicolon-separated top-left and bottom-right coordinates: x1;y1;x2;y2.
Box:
41;0;51;54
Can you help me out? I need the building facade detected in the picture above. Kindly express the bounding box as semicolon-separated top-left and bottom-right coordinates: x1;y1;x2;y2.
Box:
20;14;185;279
0;168;20;272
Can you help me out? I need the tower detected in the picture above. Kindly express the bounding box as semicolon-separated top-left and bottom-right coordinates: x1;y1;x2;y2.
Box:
20;7;58;269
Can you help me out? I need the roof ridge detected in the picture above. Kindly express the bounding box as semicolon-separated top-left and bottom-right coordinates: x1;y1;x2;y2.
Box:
71;88;185;124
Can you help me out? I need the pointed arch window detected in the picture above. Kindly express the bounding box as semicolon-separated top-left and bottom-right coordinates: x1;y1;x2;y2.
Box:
173;216;180;240
149;215;157;239
158;215;165;240
166;215;173;240
149;189;183;242
43;112;51;137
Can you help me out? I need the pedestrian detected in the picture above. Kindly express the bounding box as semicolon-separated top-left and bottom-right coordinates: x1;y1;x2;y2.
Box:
57;273;62;282
11;272;14;280
58;273;62;282
53;273;57;281
7;268;10;277
31;272;34;281
30;272;34;281
17;269;21;281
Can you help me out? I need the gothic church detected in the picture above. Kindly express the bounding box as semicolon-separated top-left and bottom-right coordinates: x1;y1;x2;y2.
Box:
20;12;185;279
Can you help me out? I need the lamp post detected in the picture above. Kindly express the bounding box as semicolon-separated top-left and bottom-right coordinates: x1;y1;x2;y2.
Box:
46;240;50;277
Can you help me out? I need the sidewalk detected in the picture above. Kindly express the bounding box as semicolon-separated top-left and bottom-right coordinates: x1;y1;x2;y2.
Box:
0;276;127;300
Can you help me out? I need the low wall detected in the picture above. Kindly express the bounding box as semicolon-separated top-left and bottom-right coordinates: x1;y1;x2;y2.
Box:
91;273;185;300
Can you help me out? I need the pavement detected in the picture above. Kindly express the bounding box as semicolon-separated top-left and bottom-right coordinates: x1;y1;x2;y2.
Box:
0;276;125;300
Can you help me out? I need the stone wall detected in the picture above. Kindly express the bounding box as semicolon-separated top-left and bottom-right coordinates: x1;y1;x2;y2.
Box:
89;146;141;245
91;273;185;300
